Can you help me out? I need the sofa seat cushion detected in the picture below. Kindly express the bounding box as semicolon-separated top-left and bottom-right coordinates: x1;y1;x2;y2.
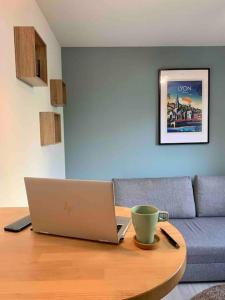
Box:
171;217;225;264
113;177;196;218
181;263;225;282
195;176;225;217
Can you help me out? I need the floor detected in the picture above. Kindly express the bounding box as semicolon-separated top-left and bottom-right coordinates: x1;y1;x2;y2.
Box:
163;282;223;300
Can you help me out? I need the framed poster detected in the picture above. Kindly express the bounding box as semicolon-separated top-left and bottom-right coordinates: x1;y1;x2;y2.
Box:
159;68;210;145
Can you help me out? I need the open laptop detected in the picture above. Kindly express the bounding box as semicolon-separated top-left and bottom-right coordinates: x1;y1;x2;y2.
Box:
24;178;131;244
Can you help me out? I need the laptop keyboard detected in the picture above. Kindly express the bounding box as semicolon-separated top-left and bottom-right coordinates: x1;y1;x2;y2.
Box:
117;224;122;232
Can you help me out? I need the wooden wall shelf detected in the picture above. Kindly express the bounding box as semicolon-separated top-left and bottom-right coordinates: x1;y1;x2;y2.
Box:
14;26;48;87
50;80;67;106
39;112;61;146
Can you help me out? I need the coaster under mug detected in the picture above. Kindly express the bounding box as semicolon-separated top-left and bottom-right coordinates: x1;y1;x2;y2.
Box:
134;234;160;250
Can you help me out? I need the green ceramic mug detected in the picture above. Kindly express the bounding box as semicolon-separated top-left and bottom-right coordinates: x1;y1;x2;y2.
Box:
131;205;169;244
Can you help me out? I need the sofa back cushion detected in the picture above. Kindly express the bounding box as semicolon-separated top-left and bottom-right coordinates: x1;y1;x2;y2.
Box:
195;176;225;217
113;176;196;218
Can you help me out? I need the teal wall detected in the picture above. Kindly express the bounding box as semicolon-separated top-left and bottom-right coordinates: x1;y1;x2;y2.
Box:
62;47;225;180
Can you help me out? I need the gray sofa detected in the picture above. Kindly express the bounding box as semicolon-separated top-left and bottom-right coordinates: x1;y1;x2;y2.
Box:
113;176;225;282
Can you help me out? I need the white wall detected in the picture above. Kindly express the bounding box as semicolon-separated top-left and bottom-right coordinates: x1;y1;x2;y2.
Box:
0;0;65;206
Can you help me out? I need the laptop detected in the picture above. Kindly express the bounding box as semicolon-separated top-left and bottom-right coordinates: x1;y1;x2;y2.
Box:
24;178;131;244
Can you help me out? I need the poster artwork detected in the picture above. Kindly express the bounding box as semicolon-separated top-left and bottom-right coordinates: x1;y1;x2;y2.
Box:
167;81;202;133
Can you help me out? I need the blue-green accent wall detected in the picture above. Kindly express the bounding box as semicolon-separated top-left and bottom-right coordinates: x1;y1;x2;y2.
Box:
62;47;225;180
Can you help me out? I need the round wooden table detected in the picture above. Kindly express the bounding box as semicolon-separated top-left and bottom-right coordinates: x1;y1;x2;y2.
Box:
0;207;186;300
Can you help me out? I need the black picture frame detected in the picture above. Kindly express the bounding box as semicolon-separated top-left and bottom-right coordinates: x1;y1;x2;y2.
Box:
158;68;210;145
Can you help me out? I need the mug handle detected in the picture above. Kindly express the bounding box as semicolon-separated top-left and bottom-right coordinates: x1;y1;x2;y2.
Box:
158;211;169;222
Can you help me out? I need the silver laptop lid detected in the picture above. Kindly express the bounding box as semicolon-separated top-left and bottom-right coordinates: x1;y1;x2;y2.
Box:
24;178;119;243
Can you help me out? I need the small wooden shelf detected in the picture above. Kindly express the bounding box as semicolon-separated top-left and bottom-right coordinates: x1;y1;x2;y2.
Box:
50;80;67;106
39;112;61;146
14;26;48;86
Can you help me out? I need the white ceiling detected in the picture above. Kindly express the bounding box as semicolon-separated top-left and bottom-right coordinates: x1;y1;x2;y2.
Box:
36;0;225;47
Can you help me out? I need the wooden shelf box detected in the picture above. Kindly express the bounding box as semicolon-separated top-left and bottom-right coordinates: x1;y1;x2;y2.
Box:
50;79;67;106
14;26;48;86
39;112;61;146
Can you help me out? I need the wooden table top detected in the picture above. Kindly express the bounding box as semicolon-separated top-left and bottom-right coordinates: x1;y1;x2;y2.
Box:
0;207;186;300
